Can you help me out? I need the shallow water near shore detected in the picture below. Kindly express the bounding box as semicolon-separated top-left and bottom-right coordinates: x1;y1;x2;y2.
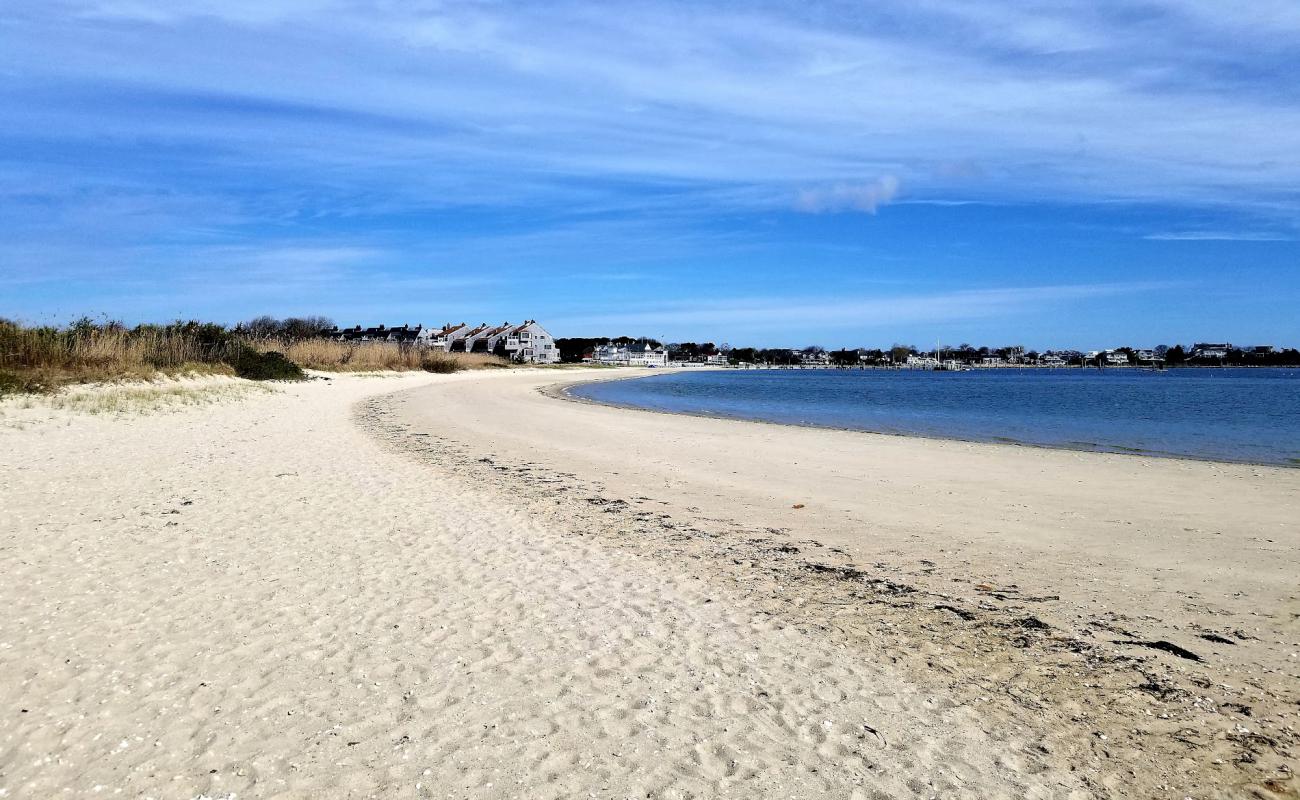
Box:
570;367;1300;465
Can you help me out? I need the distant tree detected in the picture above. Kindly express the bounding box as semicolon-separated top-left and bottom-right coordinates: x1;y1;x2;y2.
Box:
829;349;861;366
674;342;700;359
241;316;282;338
890;344;913;363
554;337;609;363
1165;344;1187;365
281;316;335;340
728;347;758;364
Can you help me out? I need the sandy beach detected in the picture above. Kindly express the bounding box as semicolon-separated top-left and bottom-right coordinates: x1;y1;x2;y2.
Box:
2;369;1297;799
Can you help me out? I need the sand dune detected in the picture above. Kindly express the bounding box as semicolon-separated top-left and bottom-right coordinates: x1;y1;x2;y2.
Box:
2;370;1295;798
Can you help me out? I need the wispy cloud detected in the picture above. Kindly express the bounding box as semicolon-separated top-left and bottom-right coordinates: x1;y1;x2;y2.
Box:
794;176;901;214
8;1;1300;211
1144;231;1294;242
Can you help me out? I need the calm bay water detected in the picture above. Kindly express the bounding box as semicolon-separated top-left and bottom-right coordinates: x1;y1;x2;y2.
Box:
570;368;1300;465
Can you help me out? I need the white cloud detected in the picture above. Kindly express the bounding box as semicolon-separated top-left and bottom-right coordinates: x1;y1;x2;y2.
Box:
794;176;901;214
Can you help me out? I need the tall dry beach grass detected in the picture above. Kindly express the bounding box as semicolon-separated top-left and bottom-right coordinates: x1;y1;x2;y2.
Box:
253;337;505;373
0;320;234;393
0;319;507;394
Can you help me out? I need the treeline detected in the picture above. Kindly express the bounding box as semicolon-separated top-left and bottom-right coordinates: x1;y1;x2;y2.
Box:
237;315;337;340
0;316;498;395
554;336;666;363
558;336;1300;367
1158;345;1300;367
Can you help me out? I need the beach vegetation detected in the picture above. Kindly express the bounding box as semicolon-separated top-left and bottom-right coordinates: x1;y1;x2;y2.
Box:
245;336;505;373
0;316;509;394
0;370;28;396
228;347;305;381
0;380;276;416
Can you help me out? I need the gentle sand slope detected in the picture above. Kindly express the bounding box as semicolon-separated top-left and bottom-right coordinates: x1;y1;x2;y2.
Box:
1;373;1093;799
379;368;1300;798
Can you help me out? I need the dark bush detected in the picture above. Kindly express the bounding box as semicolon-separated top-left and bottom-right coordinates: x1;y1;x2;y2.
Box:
0;370;27;396
227;348;305;381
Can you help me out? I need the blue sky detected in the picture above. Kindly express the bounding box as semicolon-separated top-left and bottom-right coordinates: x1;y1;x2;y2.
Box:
2;0;1298;348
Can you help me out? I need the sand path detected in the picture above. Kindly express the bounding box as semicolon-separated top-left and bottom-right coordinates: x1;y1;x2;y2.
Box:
0;373;1079;799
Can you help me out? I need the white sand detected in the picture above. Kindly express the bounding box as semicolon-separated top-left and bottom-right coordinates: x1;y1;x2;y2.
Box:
1;370;1296;799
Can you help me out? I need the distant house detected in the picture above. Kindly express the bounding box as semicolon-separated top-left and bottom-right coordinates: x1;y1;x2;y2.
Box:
592;342;668;367
428;323;470;351
1134;349;1158;362
449;323;492;352
500;320;559;364
456;322;511;353
906;355;939;368
1105;351;1130;366
325;319;558;363
1041;354;1067;367
1191;343;1231;360
329;324;428;344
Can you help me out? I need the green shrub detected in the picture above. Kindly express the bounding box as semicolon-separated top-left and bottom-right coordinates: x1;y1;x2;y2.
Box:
227;348;305;381
0;370;26;396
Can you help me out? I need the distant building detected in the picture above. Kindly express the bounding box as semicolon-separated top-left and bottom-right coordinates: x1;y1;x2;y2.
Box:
1134;349;1158;362
326;319;558;363
428;323;470;351
1105;351;1130;366
1191;343;1232;360
329;324;429;344
1041;354;1066;367
500;320;559;364
592;342;668;367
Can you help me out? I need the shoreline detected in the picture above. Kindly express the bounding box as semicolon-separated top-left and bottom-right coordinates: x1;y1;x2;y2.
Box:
380;369;1299;796
549;367;1300;469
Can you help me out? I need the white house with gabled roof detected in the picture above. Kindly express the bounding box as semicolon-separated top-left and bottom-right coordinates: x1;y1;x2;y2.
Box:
592;342;667;367
500;320;559;363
